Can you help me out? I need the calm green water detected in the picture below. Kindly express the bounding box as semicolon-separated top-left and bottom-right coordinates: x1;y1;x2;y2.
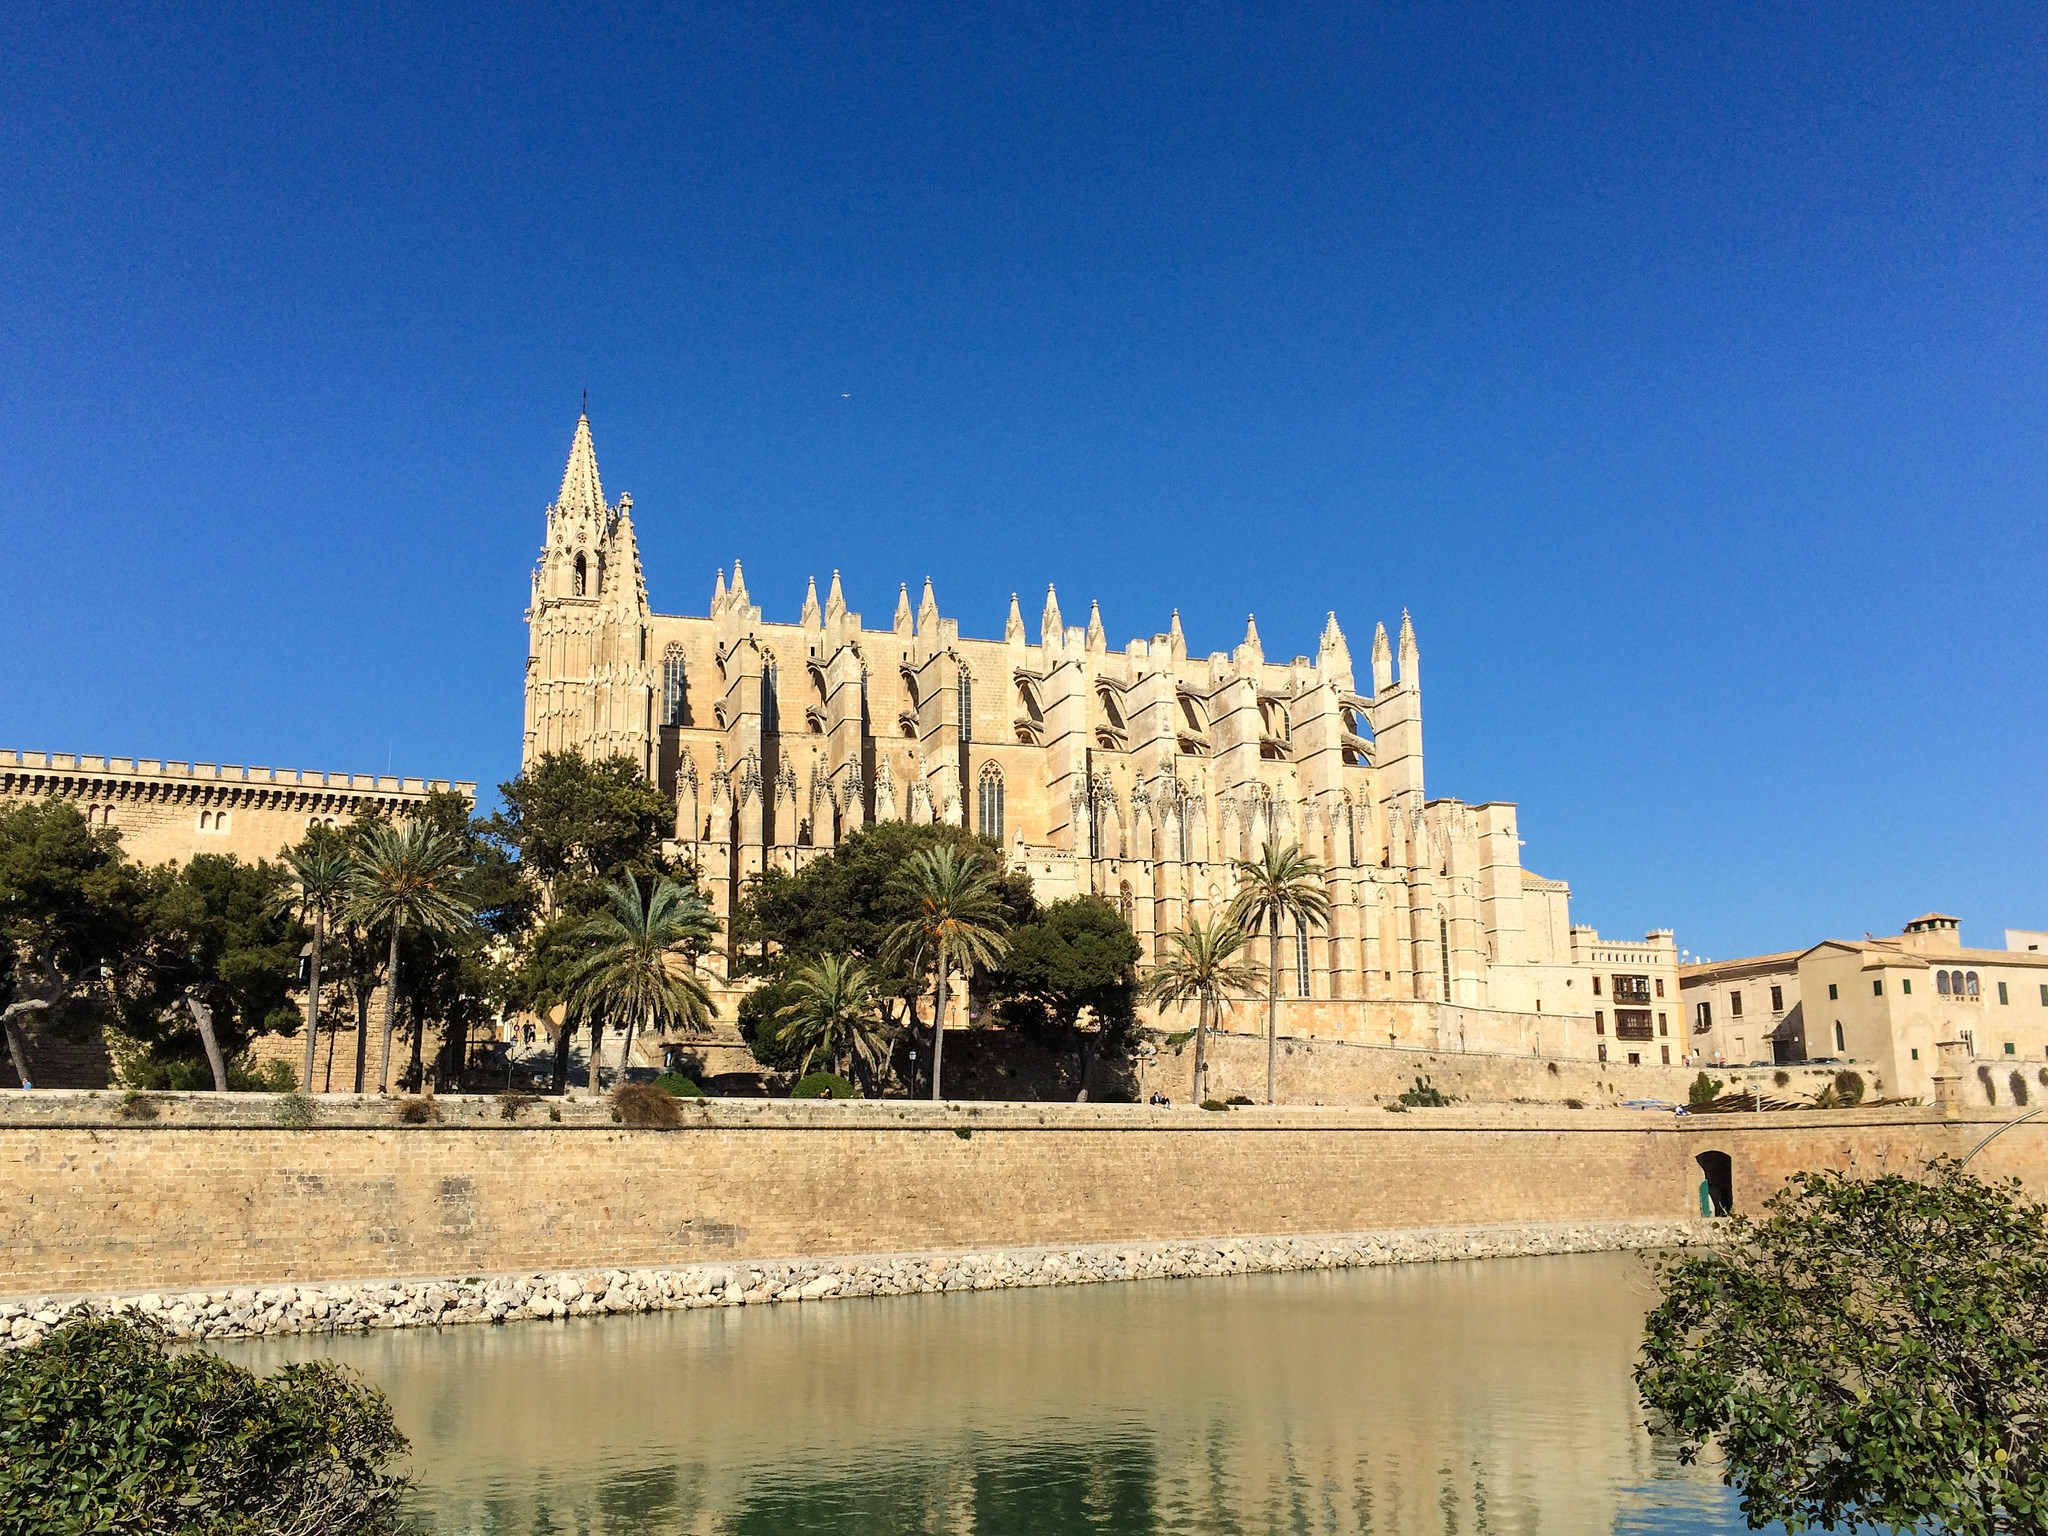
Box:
224;1252;1766;1535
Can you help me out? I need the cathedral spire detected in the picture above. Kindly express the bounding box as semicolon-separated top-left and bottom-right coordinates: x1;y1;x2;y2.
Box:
894;583;913;636
825;570;846;625
1041;584;1062;649
1318;611;1351;676
801;575;822;628
918;576;940;635
1086;600;1107;652
554;412;606;518
1397;609;1419;687
1005;592;1025;645
1237;613;1264;669
730;560;748;605
713;567;728;614
1371;621;1393;695
1168;608;1186;660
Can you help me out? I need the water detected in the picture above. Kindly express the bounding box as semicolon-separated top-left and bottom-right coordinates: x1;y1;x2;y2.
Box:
223;1252;1768;1534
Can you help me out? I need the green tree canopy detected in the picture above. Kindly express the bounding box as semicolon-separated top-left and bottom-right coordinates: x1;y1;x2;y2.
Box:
123;853;307;1070
735;821;1035;989
491;752;677;916
1638;1159;2048;1534
992;896;1141;1099
0;800;151;1086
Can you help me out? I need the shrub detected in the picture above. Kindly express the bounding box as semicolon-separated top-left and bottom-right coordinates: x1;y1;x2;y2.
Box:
394;1096;441;1125
1833;1070;1865;1106
1563;1098;1586;1109
2039;1067;2047;1090
547;1105;561;1122
1773;1070;1791;1088
1200;1098;1230;1111
1687;1072;1724;1108
1226;1094;1254;1105
1546;1061;1560;1075
654;1073;705;1098
0;1309;411;1534
271;1091;317;1129
495;1091;541;1121
790;1072;857;1100
116;1090;159;1122
1399;1076;1451;1108
1979;1064;1997;1104
2012;1070;2031;1107
120;1052;298;1093
954;1126;973;1140
612;1082;683;1129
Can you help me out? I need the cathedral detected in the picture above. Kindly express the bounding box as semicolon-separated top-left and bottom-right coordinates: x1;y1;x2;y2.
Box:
524;413;1680;1056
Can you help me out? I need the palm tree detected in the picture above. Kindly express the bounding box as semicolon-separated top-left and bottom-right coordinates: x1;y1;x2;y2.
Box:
1140;915;1262;1106
563;874;718;1094
274;847;351;1094
884;846;1011;1101
347;821;476;1094
775;954;893;1086
1227;841;1332;1104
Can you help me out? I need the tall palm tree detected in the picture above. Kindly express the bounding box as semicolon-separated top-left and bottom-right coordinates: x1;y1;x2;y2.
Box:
884;846;1011;1101
347;821;476;1094
776;954;893;1086
1227;841;1333;1104
563;874;718;1094
274;847;351;1094
1140;915;1263;1106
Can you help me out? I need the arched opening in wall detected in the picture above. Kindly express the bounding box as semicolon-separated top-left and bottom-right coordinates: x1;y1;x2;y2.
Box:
958;668;973;744
1117;880;1133;923
1438;912;1451;1001
978;763;1004;843
573;553;587;595
1696;1151;1734;1217
1295;917;1311;997
662;644;688;727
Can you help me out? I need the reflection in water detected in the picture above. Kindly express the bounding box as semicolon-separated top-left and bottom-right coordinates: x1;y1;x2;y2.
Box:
225;1253;1764;1534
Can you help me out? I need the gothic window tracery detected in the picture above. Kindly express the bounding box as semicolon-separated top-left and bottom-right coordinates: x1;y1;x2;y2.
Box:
978;763;1005;843
573;554;587;596
958;668;973;745
662;644;686;727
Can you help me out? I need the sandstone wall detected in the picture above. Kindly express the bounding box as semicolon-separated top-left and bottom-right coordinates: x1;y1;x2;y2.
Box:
2;1093;2027;1298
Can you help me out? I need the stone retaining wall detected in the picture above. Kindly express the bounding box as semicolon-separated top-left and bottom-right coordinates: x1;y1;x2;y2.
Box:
0;1218;1704;1351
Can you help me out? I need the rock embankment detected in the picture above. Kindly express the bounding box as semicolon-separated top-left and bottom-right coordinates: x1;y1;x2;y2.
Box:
1;1218;1702;1350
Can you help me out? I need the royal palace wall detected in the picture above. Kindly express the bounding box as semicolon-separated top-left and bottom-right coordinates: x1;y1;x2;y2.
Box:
4;1093;2039;1298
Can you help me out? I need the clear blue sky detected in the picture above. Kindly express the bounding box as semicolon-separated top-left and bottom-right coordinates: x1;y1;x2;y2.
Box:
4;4;2043;958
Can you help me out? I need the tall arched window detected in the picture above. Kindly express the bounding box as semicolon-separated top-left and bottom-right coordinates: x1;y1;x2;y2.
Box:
978;763;1004;842
958;668;973;745
1938;970;1952;995
573;553;587;595
1295;918;1311;997
1438;914;1451;1001
662;645;686;727
762;659;779;734
1118;880;1133;923
1966;971;1980;997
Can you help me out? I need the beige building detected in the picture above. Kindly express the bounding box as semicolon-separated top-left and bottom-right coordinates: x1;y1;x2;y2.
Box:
1681;913;2048;1103
524;412;1679;1057
0;749;472;869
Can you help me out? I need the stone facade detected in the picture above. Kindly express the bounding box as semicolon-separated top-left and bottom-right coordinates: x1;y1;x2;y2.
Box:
523;414;1676;1054
1682;912;2048;1102
0;749;473;870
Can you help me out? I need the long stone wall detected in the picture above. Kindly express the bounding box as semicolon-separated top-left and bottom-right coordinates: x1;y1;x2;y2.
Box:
4;1092;2035;1300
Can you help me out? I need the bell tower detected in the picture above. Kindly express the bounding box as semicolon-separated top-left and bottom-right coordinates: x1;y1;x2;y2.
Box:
523;411;656;776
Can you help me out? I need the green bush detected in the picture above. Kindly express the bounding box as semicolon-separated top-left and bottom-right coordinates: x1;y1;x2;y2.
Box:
0;1309;412;1535
393;1096;440;1125
791;1071;858;1099
121;1051;297;1093
653;1073;704;1098
1399;1076;1451;1108
1688;1071;1724;1108
271;1091;317;1128
1226;1094;1254;1105
1200;1098;1230;1112
1834;1069;1865;1106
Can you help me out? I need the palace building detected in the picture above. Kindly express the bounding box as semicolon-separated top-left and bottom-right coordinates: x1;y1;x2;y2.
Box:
524;413;1678;1055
